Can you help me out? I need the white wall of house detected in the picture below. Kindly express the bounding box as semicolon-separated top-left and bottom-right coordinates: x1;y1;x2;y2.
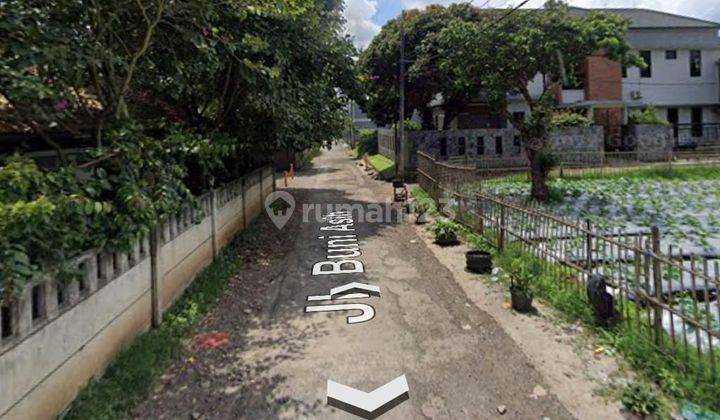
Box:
432;12;720;132
623;49;720;108
622;25;720;126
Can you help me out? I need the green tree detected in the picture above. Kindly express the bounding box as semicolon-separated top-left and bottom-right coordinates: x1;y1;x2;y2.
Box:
427;1;642;200
0;0;359;300
358;4;491;128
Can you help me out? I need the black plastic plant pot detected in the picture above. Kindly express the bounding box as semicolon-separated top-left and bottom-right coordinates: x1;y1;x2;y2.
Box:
466;250;492;274
392;179;406;188
511;292;534;313
435;234;459;247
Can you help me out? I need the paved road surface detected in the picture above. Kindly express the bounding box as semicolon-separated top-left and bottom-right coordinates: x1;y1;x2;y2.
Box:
137;145;575;419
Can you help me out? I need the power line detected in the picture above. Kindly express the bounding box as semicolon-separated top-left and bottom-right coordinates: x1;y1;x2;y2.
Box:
410;0;533;63
483;0;533;30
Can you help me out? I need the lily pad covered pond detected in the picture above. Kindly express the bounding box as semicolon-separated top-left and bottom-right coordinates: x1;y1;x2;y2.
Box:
484;177;720;254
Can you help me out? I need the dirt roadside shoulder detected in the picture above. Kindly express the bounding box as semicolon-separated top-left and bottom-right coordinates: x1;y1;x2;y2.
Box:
412;219;631;419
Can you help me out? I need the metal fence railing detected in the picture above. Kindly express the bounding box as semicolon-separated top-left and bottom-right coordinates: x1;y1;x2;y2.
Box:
676;124;720;149
418;152;720;383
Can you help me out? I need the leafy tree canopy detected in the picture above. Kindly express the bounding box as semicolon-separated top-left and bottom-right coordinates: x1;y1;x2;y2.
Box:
0;0;359;301
428;0;642;199
357;3;493;128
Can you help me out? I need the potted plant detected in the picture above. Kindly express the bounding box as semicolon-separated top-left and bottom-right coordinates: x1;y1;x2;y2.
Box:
507;259;535;313
414;200;430;224
466;250;492;274
430;219;460;246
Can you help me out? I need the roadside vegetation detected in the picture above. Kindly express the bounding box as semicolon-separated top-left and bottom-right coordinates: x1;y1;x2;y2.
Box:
366;154;396;180
0;0;357;303
484;163;720;184
356;129;379;159
411;187;720;415
64;225;260;419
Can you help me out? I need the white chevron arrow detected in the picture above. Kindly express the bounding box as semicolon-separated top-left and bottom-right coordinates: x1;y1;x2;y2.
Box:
330;282;380;298
327;375;410;419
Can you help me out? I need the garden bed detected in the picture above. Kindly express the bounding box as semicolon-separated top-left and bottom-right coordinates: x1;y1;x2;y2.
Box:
484;175;720;254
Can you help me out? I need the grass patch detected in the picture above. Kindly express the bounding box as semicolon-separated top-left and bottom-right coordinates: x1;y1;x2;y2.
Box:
485;164;720;185
64;225;259;419
367;154;396;180
561;164;720;182
410;186;438;214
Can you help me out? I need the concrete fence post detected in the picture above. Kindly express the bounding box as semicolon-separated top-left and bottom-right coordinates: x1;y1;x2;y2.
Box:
210;189;218;260
16;286;33;337
149;225;162;327
44;278;59;320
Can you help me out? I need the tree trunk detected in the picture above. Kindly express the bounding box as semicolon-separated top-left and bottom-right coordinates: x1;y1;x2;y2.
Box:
526;148;549;202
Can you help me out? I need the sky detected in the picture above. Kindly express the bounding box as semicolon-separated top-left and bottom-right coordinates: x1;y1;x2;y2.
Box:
343;0;720;49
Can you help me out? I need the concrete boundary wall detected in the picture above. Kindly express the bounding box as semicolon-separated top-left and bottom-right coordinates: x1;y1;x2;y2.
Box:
0;166;275;420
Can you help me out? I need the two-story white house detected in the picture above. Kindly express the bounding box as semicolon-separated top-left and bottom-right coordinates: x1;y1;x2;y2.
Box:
571;7;720;146
433;7;720;149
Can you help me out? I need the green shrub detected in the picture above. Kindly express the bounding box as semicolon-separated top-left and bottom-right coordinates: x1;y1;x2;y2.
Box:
410;187;437;215
413;200;431;216
403;119;421;132
621;382;668;417
629;105;670;126
357;129;378;157
550;111;593;129
430;219;460;242
506;257;539;299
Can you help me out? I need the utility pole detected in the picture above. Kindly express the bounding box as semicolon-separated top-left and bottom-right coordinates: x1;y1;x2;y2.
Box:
397;10;406;180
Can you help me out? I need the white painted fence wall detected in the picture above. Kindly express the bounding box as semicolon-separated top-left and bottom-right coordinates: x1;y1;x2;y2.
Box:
0;166;275;420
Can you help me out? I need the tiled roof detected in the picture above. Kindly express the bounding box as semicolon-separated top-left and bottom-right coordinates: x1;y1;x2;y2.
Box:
569;7;720;29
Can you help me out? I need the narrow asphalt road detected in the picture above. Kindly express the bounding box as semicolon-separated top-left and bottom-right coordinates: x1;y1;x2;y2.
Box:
137;145;575;419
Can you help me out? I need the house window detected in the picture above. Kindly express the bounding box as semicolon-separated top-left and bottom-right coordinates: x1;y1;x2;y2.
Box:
512;112;525;125
622;65;627;78
691;107;703;137
495;136;503;155
476;137;485;155
458;137;466;155
439;137;447;157
640;51;652;78
690;50;702;77
665;50;677;60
